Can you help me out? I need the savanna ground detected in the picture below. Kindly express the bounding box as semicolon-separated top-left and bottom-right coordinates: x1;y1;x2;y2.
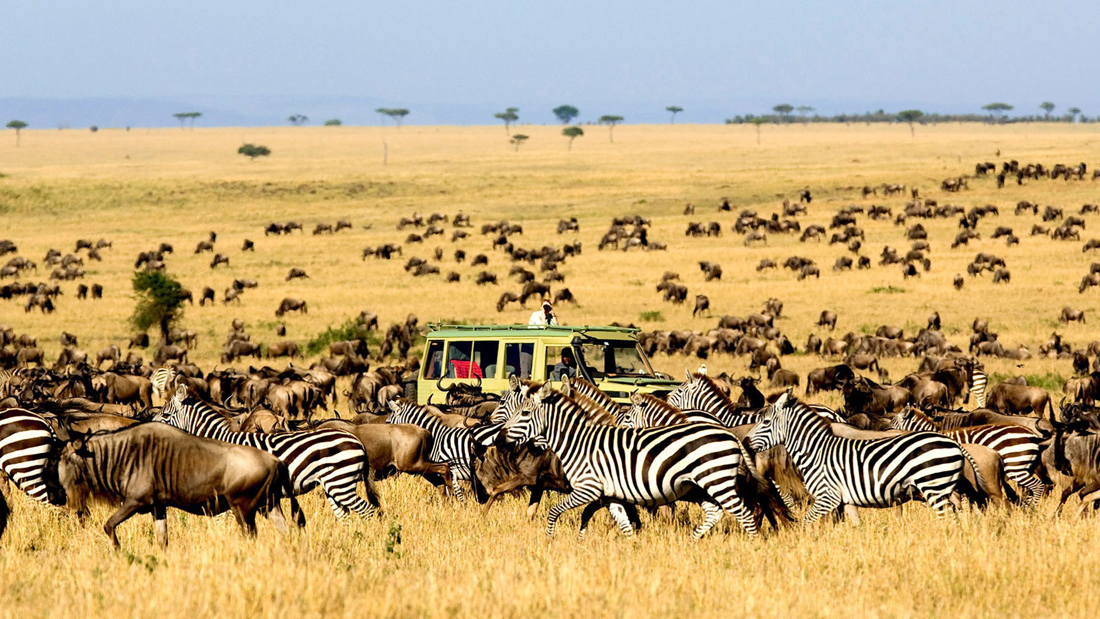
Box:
1;123;1099;617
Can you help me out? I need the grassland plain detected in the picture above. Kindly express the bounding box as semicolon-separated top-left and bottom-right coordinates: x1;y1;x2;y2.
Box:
1;123;1099;618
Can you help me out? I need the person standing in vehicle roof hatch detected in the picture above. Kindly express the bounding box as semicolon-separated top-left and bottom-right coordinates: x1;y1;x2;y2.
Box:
552;347;576;380
528;300;558;326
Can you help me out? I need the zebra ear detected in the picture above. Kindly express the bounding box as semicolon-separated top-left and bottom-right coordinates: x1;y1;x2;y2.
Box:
173;384;187;401
684;368;693;382
387;400;401;414
537;382;553;398
509;374;520;390
630;392;643;405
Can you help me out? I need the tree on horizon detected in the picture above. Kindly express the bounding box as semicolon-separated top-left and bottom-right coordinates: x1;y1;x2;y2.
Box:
494;107;519;134
510;134;529;151
897;110;924;137
553;105;579;125
598;115;624;143
562;125;583;150
666;106;683;124
982;102;1013;122
376;108;410;128
1039;101;1055;119
288;114;309;126
6;120;27;146
772;104;794;122
797;106;815;124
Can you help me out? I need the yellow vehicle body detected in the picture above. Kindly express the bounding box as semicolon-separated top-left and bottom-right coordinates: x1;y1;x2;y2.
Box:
417;324;679;406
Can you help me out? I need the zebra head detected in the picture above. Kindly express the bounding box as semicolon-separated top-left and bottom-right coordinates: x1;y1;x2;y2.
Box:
748;392;792;452
503;382;551;445
621;392;647;428
665;369;697;410
386;400;419;425
154;384;190;430
491;375;537;424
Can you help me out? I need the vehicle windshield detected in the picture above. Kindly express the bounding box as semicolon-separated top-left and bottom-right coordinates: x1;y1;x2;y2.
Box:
575;341;654;378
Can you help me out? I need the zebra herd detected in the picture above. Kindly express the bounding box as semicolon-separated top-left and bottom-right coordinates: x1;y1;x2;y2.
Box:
0;367;1073;545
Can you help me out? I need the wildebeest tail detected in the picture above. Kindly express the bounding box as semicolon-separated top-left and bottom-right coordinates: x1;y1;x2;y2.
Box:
0;490;9;540
277;462;306;528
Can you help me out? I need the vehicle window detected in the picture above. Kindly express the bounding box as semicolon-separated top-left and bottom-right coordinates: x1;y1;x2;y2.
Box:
504;342;534;379
445;341;482;378
546;346;579;381
577;342;652;377
423;341;444;379
473;341;500;379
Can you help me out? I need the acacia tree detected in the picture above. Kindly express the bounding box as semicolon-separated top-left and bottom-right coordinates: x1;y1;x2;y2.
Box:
1068;107;1082;122
288;114;309;126
982;102;1013;122
6;120;27;146
324;119;342;126
173;112;201;128
553;105;579;124
562;126;583;150
750;117;767;144
772;104;794;122
1040;102;1055;119
510;134;529;151
598;115;623;143
897;109;924;137
666;106;683;123
131;271;187;342
376;108;410;128
238;143;271;160
796;106;815;124
494;107;519;133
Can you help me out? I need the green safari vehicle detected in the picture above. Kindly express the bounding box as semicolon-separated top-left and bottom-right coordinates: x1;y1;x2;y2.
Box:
417;324;680;406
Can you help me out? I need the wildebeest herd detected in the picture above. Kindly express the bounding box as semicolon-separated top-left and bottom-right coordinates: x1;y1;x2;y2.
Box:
2;157;1100;548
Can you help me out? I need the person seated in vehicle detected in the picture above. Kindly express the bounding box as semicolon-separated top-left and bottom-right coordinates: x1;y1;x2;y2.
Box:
552;347;577;380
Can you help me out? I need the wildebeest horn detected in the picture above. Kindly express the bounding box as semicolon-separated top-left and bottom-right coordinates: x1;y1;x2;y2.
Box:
427;393;434;405
474;374;482;389
436;376;453;392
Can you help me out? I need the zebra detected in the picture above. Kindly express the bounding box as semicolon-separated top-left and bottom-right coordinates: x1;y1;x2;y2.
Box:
749;393;971;524
490;375;544;424
623;392;725;428
666;371;761;427
0;408;60;537
504;383;761;539
561;376;621;420
155;385;379;519
386;400;487;500
969;368;988;409
150;366;178;403
890;407;1045;505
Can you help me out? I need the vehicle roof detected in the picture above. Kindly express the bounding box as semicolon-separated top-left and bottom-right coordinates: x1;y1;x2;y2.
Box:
426;324;640;340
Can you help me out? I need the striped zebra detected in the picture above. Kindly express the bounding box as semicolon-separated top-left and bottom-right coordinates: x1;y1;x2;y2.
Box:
666;372;761;427
969;368;988;409
749;393;970;524
0;408;60;537
561;376;621;421
623;393;725;428
491;376;544;424
150;366;178;403
504;383;760;539
0;369;14;399
155;385;379;519
386;401;490;501
890;407;1045;505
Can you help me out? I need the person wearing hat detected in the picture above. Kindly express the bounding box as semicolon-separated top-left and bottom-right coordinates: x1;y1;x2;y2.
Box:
528;300;558;326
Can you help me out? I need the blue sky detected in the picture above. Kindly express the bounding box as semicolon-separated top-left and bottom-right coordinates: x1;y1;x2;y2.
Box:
4;0;1098;126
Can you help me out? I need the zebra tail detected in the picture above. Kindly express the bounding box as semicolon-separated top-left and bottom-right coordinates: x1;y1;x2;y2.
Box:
360;459;383;512
279;463;306;528
732;435;794;527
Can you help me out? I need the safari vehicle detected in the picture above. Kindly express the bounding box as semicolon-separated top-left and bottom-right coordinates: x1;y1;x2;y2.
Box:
417;324;679;406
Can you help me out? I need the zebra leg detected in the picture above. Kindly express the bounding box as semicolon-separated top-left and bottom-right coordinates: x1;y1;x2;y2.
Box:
803;495;842;527
693;501;724;539
449;464;471;502
546;484;601;538
1008;472;1047;508
842;504;862;526
607;502;635;538
325;494;350;520
926;491;957;519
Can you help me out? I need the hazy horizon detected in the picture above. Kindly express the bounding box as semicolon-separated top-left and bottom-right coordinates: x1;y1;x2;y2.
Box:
4;0;1099;127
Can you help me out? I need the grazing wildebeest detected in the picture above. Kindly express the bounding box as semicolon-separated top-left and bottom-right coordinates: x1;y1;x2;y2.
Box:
692;294;710;318
52;423;303;548
276;298;308;317
817;310;838;331
986;383;1051;417
1060;307;1086;323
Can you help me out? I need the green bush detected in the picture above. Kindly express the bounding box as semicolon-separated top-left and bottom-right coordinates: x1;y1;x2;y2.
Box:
305;320;372;356
131;271;186;340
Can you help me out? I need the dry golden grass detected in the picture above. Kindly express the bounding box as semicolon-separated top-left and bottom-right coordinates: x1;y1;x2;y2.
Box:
1;123;1099;617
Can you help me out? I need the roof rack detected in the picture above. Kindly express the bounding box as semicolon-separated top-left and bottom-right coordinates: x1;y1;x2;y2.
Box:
426;323;639;335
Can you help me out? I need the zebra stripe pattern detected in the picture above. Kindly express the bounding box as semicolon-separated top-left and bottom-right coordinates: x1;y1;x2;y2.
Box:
890;408;1045;505
150;366;178;402
623;393;725;428
387;401;482;500
0;408;57;506
749;393;966;523
969;369;988;409
155;386;378;519
505;384;760;539
666;372;760;427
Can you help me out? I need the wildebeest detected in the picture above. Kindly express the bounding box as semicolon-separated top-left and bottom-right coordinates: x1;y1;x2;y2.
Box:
817;310;837;331
1060;307;1086;323
51;423;303;548
276;298;308;317
986;383;1051;416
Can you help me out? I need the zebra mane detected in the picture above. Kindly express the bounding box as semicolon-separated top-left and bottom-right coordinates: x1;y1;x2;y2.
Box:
691;373;737;410
635;393;688;420
902;407;940;430
540;391;615;426
568;390;619;426
568;377;617;409
778;396;831;431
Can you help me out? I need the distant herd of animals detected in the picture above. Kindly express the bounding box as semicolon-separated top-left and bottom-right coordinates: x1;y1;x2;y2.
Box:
1;158;1100;547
